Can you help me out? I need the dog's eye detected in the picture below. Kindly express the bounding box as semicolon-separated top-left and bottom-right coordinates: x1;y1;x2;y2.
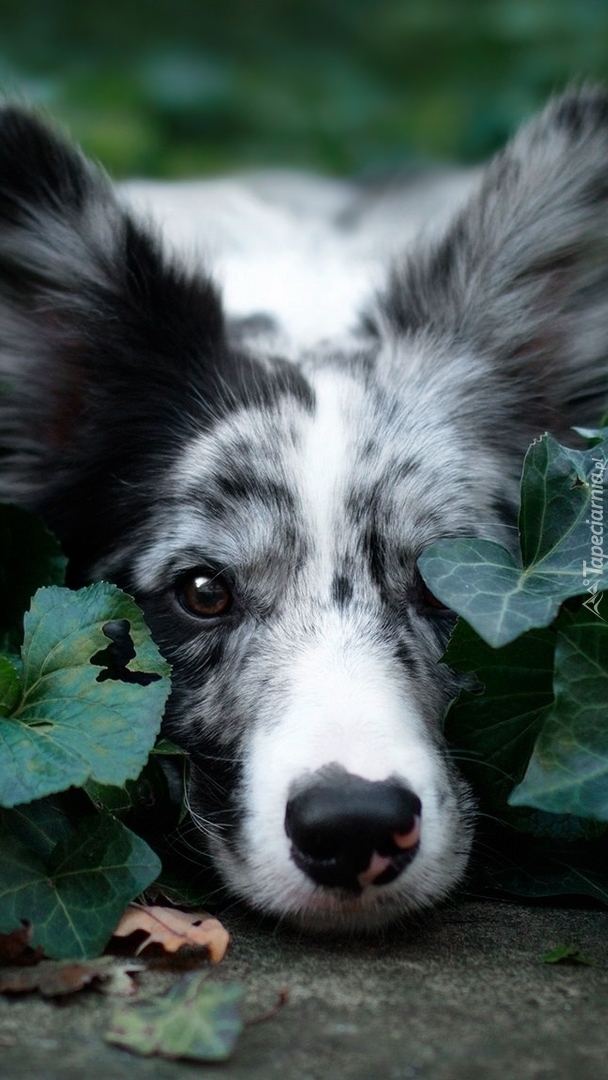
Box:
178;572;232;618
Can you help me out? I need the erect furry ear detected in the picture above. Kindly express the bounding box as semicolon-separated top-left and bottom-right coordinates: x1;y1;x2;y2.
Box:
381;85;608;436
0;105;226;562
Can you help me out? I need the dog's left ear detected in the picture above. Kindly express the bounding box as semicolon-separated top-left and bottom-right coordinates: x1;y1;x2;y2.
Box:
381;85;608;438
0;106;226;559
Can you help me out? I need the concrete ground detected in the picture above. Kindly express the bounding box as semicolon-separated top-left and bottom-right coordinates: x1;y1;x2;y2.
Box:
1;898;607;1080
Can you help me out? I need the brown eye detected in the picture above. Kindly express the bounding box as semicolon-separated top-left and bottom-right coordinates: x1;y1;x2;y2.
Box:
179;572;232;618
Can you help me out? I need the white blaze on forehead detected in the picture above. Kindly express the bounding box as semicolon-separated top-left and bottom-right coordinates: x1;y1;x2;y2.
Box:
297;371;360;582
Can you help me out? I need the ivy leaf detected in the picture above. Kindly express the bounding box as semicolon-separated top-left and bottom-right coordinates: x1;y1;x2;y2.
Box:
443;618;555;809
0;655;20;717
105;971;243;1061
476;826;608;906
0;504;66;654
510;616;608;819
0;807;161;959
573;424;608;443
6;793;75;858
0;583;171;808
518;435;592;566
418;434;607;646
84;753;178;816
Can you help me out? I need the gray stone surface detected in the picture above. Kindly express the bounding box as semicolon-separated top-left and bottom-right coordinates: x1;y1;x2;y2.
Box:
1;899;607;1079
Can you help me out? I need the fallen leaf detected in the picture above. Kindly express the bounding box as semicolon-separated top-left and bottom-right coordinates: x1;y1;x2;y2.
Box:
0;924;43;965
540;944;594;966
105;970;243;1061
112;905;230;962
0;960;102;996
0;956;144;997
98;959;147;996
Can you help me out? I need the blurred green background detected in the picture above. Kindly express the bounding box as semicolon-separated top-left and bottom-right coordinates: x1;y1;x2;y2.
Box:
0;0;607;177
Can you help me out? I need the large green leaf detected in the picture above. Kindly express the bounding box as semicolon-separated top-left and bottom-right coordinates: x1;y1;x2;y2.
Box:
510;615;608;819
0;654;20;716
106;971;244;1061
0;583;171;807
418;434;607;646
5;793;75;858
443;618;555;809
518;435;593;566
0;806;161;958
444;607;608;839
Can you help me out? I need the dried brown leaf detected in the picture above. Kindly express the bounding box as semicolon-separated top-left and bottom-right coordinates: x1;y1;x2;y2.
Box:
0;956;144;997
112;905;230;962
0;924;43;966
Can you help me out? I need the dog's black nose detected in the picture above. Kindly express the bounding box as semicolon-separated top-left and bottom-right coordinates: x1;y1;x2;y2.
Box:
285;767;421;892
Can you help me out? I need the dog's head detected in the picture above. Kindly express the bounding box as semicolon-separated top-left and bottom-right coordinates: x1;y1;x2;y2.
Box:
1;90;608;930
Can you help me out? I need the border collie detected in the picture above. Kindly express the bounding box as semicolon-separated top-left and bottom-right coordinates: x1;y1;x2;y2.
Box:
1;88;608;931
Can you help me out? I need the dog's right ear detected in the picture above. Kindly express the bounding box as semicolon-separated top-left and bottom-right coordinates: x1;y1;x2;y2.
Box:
380;85;608;445
0;106;226;533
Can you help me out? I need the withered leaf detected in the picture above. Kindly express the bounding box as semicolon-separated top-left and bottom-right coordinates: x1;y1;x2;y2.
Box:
106;971;243;1061
112;905;230;962
0;924;43;965
0;956;144;997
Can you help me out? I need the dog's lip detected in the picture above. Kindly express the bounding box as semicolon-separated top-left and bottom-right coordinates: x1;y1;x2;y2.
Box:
306;887;391;914
280;874;416;929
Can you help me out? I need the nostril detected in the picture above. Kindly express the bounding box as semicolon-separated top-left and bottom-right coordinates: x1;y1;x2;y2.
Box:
285;767;421;892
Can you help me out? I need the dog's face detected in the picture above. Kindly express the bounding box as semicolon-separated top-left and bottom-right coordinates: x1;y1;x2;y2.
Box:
112;355;507;930
1;91;608;930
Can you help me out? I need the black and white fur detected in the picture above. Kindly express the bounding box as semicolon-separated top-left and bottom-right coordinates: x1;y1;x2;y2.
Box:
1;88;608;931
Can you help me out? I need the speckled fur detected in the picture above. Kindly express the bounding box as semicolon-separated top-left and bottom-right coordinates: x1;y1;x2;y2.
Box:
1;88;608;930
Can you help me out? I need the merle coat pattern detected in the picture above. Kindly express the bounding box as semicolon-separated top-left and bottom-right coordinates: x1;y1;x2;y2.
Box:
1;88;608;930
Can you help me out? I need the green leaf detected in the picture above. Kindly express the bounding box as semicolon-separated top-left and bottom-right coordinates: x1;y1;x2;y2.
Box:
0;504;66;653
507;809;607;843
146;870;220;910
105;971;244;1061
510;616;608;819
6;794;75;859
84;754;177;815
83;780;139;814
0;583;171;807
477;829;608;906
573;424;608;443
443;618;555;810
518;435;591;567
0;655;21;717
418;434;608;646
151;738;187;756
0;808;161;958
540;944;593;965
422;537;562;646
